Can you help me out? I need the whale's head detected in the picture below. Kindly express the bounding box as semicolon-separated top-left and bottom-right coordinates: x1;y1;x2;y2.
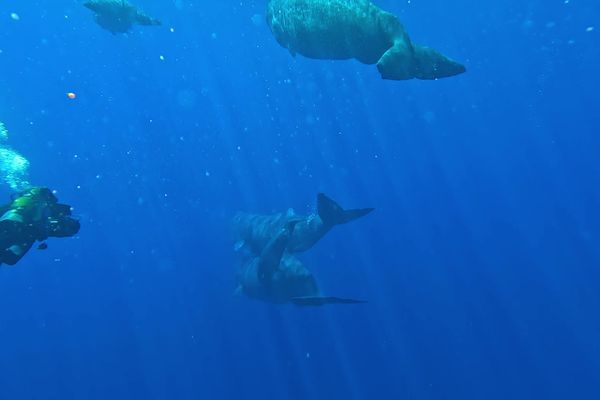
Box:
378;43;466;81
411;46;466;80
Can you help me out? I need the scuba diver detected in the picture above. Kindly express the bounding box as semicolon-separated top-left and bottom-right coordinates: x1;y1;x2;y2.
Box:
0;187;80;266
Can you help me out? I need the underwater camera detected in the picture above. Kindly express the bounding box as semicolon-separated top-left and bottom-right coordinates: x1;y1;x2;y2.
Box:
45;203;80;237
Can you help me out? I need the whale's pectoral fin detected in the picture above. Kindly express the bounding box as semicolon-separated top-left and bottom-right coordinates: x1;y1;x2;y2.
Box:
136;12;161;26
411;45;465;80
377;43;465;80
291;296;367;306
257;219;300;283
317;193;374;227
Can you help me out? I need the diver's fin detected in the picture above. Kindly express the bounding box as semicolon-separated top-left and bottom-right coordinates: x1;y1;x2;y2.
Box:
317;193;373;227
290;296;367;306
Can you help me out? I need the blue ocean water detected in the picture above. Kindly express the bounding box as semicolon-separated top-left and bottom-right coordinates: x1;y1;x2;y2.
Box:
1;0;599;398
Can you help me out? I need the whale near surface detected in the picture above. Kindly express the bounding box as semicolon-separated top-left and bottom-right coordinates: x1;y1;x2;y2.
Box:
266;0;465;80
84;0;160;34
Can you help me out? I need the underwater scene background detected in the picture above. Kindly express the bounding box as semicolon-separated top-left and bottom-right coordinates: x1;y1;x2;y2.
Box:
1;0;599;398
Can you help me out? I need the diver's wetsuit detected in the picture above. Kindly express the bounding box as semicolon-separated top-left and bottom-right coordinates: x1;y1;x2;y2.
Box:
0;187;80;266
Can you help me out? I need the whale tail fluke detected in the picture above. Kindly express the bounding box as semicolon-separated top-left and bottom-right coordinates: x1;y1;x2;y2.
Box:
317;193;374;227
291;296;367;306
377;42;465;80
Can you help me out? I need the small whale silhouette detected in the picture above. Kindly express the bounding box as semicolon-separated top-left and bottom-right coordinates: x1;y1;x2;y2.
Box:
84;0;161;34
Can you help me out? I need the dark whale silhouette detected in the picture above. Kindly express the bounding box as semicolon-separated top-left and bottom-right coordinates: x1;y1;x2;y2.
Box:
266;0;465;80
84;0;160;34
233;193;373;255
236;220;366;306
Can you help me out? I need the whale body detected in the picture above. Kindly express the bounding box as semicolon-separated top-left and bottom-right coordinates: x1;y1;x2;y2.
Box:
266;0;465;80
233;193;373;255
237;220;365;306
84;0;160;34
